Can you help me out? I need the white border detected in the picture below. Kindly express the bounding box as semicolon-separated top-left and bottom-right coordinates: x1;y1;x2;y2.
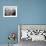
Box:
18;25;20;43
3;6;17;17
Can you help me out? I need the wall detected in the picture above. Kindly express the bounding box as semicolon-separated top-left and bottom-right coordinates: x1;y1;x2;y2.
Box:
0;0;18;44
0;0;46;44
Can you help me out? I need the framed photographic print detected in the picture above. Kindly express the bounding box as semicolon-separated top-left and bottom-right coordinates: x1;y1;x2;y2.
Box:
18;24;46;42
3;6;17;17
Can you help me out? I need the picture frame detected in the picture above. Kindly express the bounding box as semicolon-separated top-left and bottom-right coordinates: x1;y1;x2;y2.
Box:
3;6;17;17
18;24;46;42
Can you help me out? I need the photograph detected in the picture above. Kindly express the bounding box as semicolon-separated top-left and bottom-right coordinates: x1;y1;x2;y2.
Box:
18;24;46;46
3;6;17;17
